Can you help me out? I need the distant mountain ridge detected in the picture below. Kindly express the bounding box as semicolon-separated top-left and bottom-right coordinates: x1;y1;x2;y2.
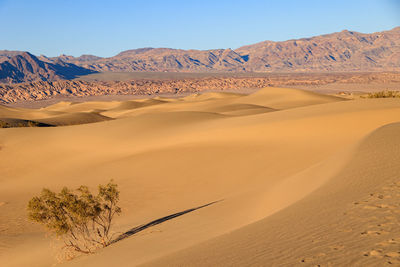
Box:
0;52;96;83
0;27;399;83
57;27;400;72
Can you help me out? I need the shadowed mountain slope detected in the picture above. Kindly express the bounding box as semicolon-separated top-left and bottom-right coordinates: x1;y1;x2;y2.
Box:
0;52;96;83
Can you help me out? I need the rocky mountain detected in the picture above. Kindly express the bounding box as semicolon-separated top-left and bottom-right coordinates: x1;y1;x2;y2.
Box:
0;52;96;83
57;27;400;72
235;27;400;72
60;48;247;72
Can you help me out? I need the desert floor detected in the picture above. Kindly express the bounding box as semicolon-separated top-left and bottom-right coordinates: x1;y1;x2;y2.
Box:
1;87;400;266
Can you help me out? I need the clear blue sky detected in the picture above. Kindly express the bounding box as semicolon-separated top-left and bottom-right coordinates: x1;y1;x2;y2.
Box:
0;0;399;57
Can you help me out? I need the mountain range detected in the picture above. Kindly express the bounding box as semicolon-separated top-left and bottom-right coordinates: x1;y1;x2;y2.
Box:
0;52;95;83
0;27;399;83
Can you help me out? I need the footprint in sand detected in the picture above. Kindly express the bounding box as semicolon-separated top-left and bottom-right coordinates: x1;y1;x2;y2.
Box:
369;193;386;199
361;230;389;236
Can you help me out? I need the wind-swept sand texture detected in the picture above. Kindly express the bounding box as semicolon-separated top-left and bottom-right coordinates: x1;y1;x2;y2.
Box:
1;87;400;266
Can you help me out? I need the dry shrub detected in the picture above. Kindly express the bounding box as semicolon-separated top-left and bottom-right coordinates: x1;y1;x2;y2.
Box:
0;120;10;128
0;120;42;128
27;180;121;256
363;90;400;98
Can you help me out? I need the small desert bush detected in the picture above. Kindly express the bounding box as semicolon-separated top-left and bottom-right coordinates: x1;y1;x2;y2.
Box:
362;90;400;98
0;120;10;128
27;180;121;256
0;120;42;128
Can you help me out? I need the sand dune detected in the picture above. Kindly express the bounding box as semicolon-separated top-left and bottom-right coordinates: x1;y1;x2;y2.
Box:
0;87;399;266
145;122;400;267
236;86;344;109
35;112;113;126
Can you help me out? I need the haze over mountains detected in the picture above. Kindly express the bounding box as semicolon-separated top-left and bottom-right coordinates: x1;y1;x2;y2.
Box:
0;27;399;83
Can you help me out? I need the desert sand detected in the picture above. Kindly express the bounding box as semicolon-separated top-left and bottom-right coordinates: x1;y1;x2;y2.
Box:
1;87;400;266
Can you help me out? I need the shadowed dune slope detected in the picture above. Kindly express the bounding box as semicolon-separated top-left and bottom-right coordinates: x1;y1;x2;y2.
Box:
0;106;112;126
35;112;113;126
0;87;400;267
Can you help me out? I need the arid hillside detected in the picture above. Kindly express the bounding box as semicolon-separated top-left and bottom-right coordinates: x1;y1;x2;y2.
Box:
0;52;95;83
236;27;400;72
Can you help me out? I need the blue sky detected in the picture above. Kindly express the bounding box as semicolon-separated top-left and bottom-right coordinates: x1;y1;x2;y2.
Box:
0;0;399;57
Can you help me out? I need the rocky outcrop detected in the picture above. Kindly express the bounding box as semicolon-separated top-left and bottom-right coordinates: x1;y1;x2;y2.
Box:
1;72;399;104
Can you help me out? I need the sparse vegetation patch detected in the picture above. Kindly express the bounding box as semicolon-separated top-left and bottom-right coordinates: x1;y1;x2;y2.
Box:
362;90;400;98
27;180;121;257
0;119;52;128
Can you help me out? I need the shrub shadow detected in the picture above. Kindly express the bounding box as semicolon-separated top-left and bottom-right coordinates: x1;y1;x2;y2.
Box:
112;200;222;244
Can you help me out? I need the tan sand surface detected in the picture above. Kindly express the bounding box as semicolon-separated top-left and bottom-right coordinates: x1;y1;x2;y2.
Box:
0;87;399;266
